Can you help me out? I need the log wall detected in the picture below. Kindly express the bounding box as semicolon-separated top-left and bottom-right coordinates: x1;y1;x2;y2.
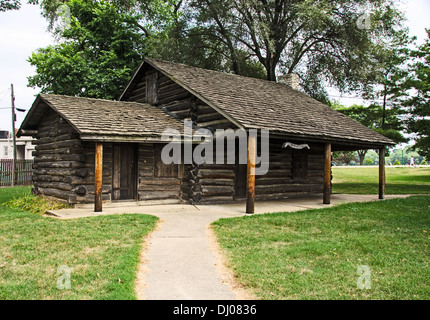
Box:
124;66;325;204
254;139;324;200
137;143;183;201
32;111;112;204
126;69;233;129
33;66;325;205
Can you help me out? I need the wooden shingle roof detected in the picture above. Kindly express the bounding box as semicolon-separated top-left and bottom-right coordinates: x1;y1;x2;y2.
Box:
19;94;185;142
140;58;394;148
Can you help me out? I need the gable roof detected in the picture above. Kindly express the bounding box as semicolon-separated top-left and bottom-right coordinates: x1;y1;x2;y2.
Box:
121;58;394;148
18;94;185;142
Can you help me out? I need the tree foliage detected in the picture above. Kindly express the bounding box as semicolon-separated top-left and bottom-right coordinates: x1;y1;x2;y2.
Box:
0;0;22;11
402;29;430;161
27;0;146;99
331;102;407;164
183;0;407;102
23;0;408;101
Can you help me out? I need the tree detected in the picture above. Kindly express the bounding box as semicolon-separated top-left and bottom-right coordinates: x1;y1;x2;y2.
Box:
186;0;405;101
402;29;430;161
332;151;357;166
24;0;409;103
331;103;407;165
27;0;146;99
0;0;22;11
360;29;413;129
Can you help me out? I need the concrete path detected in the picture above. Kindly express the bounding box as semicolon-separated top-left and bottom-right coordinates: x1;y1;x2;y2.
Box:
45;194;411;300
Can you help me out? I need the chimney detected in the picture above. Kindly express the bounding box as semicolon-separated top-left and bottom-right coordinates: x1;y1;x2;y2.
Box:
278;73;299;90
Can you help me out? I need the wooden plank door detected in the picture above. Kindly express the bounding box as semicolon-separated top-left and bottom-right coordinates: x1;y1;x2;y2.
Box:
112;144;137;200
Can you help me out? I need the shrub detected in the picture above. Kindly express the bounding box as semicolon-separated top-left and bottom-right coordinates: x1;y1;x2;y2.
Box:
3;192;72;215
393;160;401;165
421;160;428;165
365;158;374;165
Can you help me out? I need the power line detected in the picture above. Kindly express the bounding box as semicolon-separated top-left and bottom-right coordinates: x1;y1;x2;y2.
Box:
0;87;10;103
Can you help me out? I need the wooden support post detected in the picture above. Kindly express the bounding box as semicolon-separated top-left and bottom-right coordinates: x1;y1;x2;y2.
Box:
94;142;103;212
246;134;256;214
379;147;385;200
323;143;331;205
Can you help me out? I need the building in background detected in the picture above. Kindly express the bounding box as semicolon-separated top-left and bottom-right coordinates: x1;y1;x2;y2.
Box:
0;130;35;160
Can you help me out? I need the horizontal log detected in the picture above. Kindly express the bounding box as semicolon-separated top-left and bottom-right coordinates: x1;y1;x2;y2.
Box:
199;178;234;186
195;112;224;123
33;174;68;183
133;80;146;91
201;185;234;196
254;193;289;201
34;154;85;163
138;185;181;192
36;132;80;143
33;168;88;177
195;105;214;114
34;181;73;191
256;183;322;194
161;100;192;112
157;91;191;105
128;91;146;102
198;195;234;204
34;161;84;169
35;139;81;151
76;193;110;204
198;169;235;179
170;109;190;119
158;81;183;94
138;191;179;200
36;123;77;137
69;176;111;186
18;129;37;137
131;85;147;97
139;178;181;186
157;87;188;102
80;185;111;194
33;146;83;155
36;187;75;201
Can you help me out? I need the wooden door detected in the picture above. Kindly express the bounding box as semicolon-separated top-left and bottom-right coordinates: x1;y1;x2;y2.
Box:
112;144;137;200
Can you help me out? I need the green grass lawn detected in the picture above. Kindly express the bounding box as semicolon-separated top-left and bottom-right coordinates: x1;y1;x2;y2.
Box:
0;187;158;300
212;195;430;300
332;166;430;194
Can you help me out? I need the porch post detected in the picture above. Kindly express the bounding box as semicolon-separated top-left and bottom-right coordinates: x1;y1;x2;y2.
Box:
95;142;103;212
323;143;331;205
379;147;385;200
246;134;256;214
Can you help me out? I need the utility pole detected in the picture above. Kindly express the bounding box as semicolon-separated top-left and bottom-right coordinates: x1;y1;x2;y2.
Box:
10;84;17;187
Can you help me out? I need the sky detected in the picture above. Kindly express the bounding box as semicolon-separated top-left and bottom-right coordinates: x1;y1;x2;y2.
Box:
0;1;429;132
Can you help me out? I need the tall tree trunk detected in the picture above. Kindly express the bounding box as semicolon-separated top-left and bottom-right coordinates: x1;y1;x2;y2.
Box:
358;150;367;166
265;54;277;81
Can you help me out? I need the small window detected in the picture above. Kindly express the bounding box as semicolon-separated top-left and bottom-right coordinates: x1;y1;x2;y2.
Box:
3;146;8;157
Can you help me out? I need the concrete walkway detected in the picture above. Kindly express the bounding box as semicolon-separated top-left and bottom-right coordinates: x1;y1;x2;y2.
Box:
45;194;411;300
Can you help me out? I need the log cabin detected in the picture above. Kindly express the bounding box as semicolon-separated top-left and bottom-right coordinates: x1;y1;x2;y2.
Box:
18;58;394;213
